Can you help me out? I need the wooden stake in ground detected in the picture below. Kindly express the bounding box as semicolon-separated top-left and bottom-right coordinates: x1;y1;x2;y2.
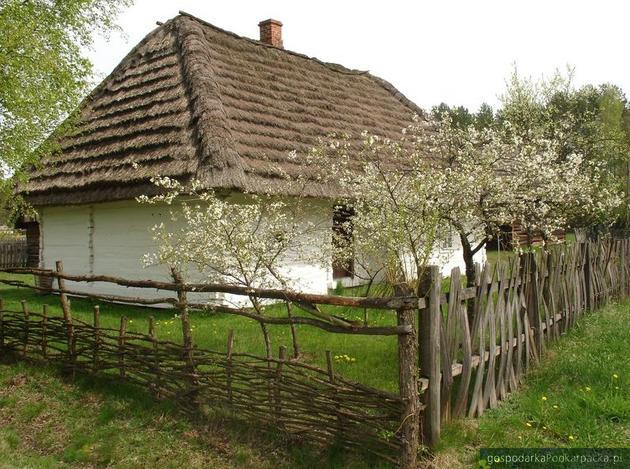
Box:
397;280;422;467
274;345;287;425
226;329;234;403
118;316;128;378
419;266;440;450
21;300;29;357
148;316;162;397
56;261;76;377
41;304;48;358
93;305;100;372
0;298;4;353
171;268;195;380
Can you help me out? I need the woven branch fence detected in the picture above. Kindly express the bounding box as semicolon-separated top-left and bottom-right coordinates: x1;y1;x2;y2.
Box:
0;238;628;468
0;261;420;466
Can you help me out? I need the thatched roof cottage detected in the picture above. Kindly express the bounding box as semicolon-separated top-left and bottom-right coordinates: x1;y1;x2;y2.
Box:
21;12;484;300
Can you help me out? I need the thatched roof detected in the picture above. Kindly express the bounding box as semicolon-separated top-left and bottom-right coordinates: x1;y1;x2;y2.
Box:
23;12;423;206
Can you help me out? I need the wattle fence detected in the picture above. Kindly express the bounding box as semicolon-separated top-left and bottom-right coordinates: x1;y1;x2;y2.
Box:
0;238;628;468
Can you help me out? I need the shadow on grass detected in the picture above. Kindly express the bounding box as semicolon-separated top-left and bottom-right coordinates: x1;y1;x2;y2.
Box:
0;353;394;469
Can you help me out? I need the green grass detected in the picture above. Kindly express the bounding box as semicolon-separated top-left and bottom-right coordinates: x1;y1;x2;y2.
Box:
0;358;391;468
434;300;630;468
0;273;400;392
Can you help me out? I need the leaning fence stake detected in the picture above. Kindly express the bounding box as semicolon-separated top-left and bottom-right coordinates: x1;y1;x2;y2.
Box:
93;306;100;372
274;345;287;424
148;316;161;397
326;350;344;440
0;298;4;353
41;305;48;358
56;261;76;376
55;260;72;320
118;316;128;378
226;329;234;403
21;300;29;357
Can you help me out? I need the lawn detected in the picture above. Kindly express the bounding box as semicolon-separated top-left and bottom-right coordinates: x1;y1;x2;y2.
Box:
433;299;630;468
0;273;401;392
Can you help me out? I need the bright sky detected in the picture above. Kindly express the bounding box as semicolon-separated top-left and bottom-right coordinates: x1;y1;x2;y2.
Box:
90;0;630;112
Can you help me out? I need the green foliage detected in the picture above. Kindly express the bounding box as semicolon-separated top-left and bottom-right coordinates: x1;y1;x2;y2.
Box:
431;102;496;130
499;68;630;228
0;0;131;181
438;67;629;233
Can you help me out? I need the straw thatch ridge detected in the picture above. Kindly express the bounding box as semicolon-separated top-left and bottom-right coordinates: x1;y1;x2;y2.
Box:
23;12;424;206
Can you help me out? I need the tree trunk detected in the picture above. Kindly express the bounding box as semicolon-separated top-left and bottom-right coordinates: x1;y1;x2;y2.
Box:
460;233;477;287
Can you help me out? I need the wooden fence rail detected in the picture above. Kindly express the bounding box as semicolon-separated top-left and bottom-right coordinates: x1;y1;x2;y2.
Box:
0;238;628;468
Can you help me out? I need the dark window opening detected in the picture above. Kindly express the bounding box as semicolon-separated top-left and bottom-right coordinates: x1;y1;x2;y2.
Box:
332;205;354;279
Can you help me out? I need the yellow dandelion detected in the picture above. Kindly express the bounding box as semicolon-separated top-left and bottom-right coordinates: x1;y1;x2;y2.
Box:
613;373;619;379
568;435;575;441
553;405;559;409
542;396;547;401
526;422;532;427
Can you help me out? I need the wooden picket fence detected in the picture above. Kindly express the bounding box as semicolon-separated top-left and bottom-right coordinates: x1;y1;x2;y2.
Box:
418;238;630;451
0;238;27;268
0;238;628;468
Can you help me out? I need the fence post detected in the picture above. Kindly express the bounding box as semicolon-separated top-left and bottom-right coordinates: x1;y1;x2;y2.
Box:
274;345;287;424
396;287;420;468
419;266;441;452
41;305;48;358
21;300;29;357
93;305;100;373
55;261;72;319
171;269;195;381
0;298;4;353
584;242;593;311
226;329;234;403
118;316;128;378
149;316;161;397
326;349;344;440
56;261;75;377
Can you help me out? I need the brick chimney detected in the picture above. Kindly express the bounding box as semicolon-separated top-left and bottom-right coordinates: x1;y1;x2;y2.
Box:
258;19;283;48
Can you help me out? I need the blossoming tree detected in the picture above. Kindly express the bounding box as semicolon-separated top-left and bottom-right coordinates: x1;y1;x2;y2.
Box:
138;174;333;360
309;129;448;297
416;113;622;285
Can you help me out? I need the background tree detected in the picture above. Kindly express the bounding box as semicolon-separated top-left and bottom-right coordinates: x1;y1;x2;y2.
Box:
499;68;630;231
0;0;131;221
417;113;620;286
432;102;496;130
